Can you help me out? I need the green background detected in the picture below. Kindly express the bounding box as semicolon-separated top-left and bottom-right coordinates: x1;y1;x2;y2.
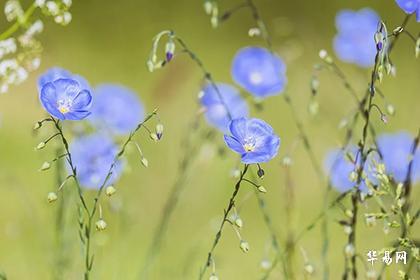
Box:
0;0;419;279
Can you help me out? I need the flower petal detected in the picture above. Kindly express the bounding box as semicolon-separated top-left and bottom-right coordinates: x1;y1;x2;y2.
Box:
39;82;65;119
224;135;245;154
229;118;247;141
72;89;92;110
395;0;418;14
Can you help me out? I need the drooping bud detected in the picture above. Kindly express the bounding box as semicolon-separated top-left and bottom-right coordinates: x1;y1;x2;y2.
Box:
416;37;420;58
257;167;265;178
95;219;107;231
260;259;271;270
106;186;116;197
349;171;358;182
239;240;250;253
156;123;164;139
47;192;58;203
248;27;261;37
308;99;319;116
380;114;388;124
165;40;175;62
304;263;315;275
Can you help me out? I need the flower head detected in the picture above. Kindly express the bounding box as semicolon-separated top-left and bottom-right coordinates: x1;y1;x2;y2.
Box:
39;78;92;120
224;117;280;164
324;146;378;193
377;132;420;183
200;83;249;132
395;0;420;22
70;134;122;189
231;47;287;98
89;84;145;135
333;8;380;67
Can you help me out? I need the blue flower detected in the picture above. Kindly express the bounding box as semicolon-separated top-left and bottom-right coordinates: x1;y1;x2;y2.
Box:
38;67;91;92
89;84;145;135
395;0;420;22
70;134;122;189
333;8;380;68
224;117;280;164
324;146;378;193
231;47;287;98
377;132;420;183
200;83;249;133
39;78;92;120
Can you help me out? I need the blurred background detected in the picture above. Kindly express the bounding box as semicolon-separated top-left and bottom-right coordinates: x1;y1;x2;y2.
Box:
0;0;419;279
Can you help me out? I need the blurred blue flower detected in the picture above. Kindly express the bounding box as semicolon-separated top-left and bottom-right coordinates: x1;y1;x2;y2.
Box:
377;132;420;183
395;0;420;22
89;84;145;135
70;134;122;189
333;8;380;67
224;117;280;164
38;67;91;92
231;47;287;98
39;78;92;120
324;146;378;193
200;83;249;133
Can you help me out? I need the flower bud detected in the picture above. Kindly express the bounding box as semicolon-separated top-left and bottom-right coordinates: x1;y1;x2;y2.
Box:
47;192;58;203
344;225;352;235
380;114;388;124
234;217;243;228
386;104;395;116
260;259;271;270
308;99;319;116
106;186;116;197
203;1;213;15
239;240;249;253
33;121;42;130
345;209;354;218
344;243;355;257
257;186;267;193
36;142;46;150
365;216;376;227
392;26;403;35
165;41;175;62
257;167;265;178
304;264;314;275
282;156;292;166
416;37;420;58
248;27;261;37
95;219;107;231
39;161;51;171
156;123;164;139
147;60;154;72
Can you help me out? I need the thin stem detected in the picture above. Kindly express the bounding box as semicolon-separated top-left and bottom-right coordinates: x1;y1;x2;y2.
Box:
198;164;249;280
0;3;36;41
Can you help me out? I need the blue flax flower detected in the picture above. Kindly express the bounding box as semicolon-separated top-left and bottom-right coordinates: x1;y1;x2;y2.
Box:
324;146;378;193
70;134;122;189
89;84;145;135
224;117;280;164
200;83;249;133
39;78;92;120
231;47;287;98
377;132;420;183
333;8;380;68
395;0;420;22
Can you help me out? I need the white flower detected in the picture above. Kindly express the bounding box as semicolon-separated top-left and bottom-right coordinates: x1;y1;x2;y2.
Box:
46;1;59;15
0;38;17;59
35;0;46;7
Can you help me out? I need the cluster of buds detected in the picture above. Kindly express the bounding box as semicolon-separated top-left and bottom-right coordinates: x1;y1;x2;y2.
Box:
147;31;176;72
203;1;218;28
36;0;72;25
0;0;73;94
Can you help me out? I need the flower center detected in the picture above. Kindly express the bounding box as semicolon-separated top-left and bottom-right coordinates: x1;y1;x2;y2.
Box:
57;99;72;114
249;71;263;85
243;143;255;152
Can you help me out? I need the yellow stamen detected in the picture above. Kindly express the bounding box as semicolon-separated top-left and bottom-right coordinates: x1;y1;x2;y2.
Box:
243;143;255;152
